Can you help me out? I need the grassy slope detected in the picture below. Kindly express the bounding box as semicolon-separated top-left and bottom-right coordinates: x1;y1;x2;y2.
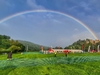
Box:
0;53;100;75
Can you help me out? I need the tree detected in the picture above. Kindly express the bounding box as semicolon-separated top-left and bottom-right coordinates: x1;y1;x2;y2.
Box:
8;45;21;52
54;46;63;49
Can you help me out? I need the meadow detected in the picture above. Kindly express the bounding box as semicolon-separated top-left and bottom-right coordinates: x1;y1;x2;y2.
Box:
0;52;100;75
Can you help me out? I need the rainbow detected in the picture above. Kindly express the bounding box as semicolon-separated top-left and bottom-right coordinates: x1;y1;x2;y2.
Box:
0;9;98;39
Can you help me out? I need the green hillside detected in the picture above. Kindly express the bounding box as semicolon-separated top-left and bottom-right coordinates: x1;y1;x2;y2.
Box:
0;34;49;53
65;39;100;51
0;34;25;53
18;40;49;52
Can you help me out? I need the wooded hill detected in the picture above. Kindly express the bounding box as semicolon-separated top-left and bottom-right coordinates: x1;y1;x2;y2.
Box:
65;39;100;51
18;40;49;52
0;34;25;53
0;34;49;53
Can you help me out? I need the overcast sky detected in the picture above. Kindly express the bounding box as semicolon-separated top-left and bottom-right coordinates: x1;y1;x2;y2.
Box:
0;0;100;47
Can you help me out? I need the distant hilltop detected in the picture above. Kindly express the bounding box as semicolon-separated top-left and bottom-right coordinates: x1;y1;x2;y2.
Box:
86;39;100;44
65;39;100;51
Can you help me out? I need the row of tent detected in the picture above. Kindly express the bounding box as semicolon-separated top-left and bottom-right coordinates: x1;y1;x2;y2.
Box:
48;48;71;53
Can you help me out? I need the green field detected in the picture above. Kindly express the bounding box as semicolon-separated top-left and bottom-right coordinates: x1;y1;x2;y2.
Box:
0;52;100;75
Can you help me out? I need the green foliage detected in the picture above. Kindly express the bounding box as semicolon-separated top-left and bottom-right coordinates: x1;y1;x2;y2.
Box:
0;34;25;53
0;35;10;39
8;45;21;52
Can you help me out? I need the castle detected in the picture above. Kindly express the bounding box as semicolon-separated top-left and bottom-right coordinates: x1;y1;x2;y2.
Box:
86;39;100;44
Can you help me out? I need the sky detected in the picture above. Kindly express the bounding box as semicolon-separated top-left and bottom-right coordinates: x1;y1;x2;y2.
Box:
0;0;100;47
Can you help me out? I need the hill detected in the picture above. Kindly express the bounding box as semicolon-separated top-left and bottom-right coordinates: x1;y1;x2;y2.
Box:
65;39;100;51
0;34;25;53
0;34;49;53
18;40;49;52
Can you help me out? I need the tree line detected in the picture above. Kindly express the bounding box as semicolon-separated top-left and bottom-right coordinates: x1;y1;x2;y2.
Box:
1;34;100;53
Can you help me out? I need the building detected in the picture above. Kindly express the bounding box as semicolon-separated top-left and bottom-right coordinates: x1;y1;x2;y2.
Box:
51;49;83;53
86;39;100;44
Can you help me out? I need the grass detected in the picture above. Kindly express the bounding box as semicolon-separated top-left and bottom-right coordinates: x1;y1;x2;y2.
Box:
1;62;100;75
0;52;100;75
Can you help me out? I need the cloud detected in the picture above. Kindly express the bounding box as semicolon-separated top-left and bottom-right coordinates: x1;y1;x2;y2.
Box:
74;28;78;31
57;0;100;37
89;0;100;10
27;0;45;9
79;1;92;11
54;31;95;47
0;0;15;8
71;31;94;40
